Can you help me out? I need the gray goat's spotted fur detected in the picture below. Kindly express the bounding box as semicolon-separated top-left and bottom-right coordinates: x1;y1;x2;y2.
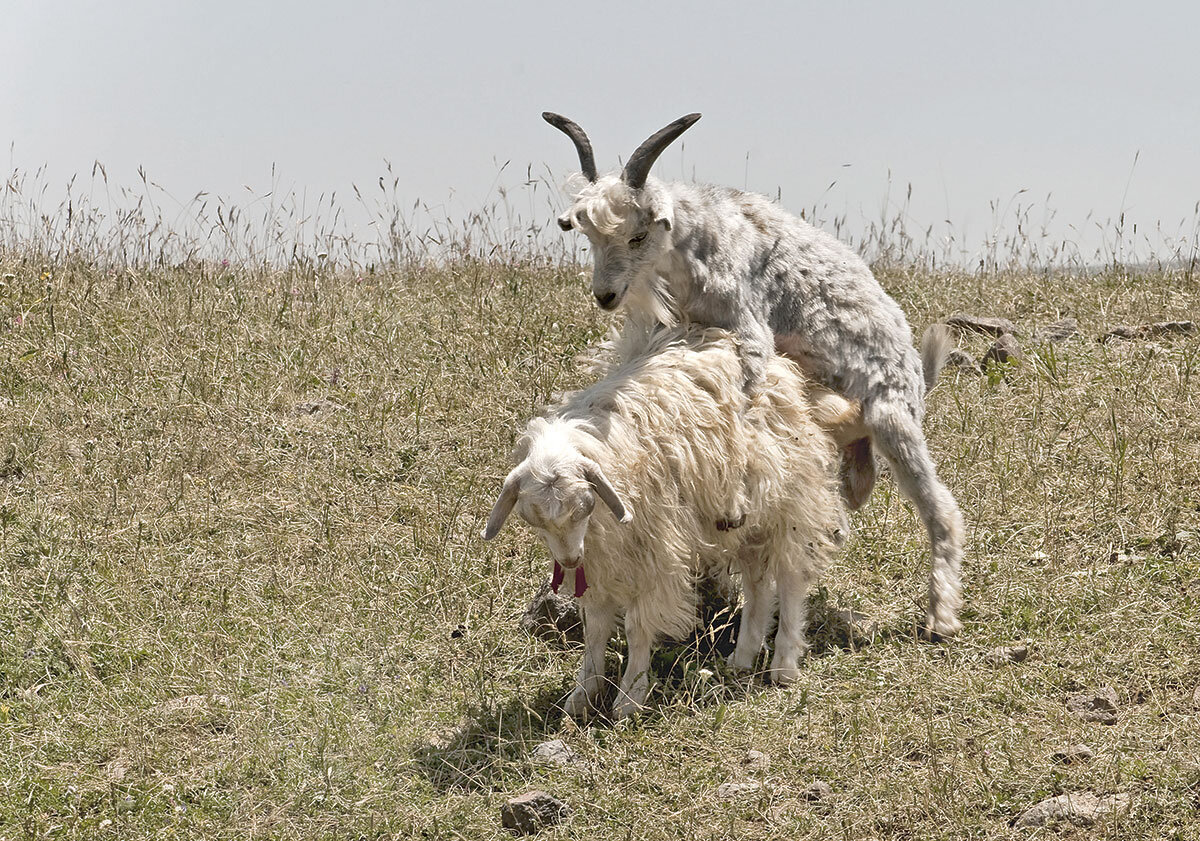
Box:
545;113;966;637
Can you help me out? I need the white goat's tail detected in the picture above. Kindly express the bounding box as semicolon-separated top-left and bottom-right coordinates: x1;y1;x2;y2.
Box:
920;324;954;391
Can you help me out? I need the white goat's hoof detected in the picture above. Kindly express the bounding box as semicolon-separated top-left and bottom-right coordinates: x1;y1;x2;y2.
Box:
768;663;801;685
562;688;593;719
612;694;645;721
727;650;758;673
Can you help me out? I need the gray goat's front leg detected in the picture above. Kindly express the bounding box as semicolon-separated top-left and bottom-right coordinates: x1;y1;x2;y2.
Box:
732;313;774;397
564;596;617;719
713;314;774;533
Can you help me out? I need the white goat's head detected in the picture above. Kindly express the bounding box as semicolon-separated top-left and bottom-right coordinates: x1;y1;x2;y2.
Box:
481;422;631;567
544;112;700;311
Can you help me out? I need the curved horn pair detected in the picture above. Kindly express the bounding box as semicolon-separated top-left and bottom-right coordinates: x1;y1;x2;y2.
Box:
542;112;702;188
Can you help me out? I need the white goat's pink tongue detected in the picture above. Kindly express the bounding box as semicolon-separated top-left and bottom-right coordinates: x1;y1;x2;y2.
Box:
550;561;588;598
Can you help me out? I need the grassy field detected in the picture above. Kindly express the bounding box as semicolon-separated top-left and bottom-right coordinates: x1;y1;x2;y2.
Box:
1;248;1198;839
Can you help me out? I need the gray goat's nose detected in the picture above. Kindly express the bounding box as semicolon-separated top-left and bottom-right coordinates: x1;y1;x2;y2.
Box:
595;291;617;310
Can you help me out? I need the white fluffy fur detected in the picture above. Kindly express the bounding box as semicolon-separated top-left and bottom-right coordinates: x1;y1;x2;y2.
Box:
484;325;854;719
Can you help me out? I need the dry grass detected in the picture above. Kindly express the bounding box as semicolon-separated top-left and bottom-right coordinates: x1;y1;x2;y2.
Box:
1;190;1199;839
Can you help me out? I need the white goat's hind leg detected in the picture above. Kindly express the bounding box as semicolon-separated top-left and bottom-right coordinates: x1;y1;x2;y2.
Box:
729;562;775;672
564;596;617;718
769;558;817;684
868;405;965;638
612;618;654;720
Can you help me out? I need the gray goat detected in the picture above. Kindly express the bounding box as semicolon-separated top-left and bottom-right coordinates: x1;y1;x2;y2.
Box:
543;112;965;637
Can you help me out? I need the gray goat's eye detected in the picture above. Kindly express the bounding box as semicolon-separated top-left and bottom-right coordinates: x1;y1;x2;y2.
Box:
629;232;648;247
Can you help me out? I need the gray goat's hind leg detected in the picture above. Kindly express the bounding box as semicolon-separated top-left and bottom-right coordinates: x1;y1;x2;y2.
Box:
867;406;965;638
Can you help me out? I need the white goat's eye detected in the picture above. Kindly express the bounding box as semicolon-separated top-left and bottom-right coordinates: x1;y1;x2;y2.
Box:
629;232;648;247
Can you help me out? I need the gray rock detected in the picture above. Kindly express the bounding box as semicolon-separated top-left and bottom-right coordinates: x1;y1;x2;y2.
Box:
1051;744;1094;765
1013;791;1130;828
520;578;583;645
742;749;770;772
833;608;880;649
500;791;570;835
945;348;982;375
1033;317;1078;344
800;781;834;802
532;739;581;768
981;333;1023;368
1067;687;1119;725
1099;320;1196;343
292;399;345;416
984;644;1030;666
715;781;763;800
1192;684;1200;710
946;313;1020;337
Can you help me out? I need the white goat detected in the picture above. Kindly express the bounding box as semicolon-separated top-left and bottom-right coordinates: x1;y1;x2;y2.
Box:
543;112;965;638
482;325;856;719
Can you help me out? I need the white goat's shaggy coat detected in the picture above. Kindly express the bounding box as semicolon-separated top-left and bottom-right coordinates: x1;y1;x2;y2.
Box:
556;161;966;638
484;325;852;718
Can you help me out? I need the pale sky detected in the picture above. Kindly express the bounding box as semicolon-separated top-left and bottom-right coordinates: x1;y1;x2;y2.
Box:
5;1;1199;264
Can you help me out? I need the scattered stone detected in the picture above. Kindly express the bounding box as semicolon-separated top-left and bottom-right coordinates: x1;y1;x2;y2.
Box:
946;313;1019;337
292;398;345;416
1033;317;1078;344
1099;320;1195;343
984;644;1030;666
519;578;583;646
1013;791;1130;828
1051;744;1094;765
716;781;763;801
945;348;982;375
1067;687;1119;725
981;333;1023;368
532;739;581;768
800;781;834;802
742;750;770;772
1192;684;1200;711
1028;550;1049;566
500;790;570;835
158;694;233;716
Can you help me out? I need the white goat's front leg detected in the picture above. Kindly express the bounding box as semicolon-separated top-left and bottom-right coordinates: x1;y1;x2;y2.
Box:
729;564;775;672
612;615;654;720
769;559;817;684
564;596;617;719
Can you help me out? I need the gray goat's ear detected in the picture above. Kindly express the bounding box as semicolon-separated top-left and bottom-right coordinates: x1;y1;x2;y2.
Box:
482;470;521;540
583;460;632;524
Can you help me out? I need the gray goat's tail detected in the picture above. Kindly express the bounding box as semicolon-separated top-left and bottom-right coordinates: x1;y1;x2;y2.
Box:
920;324;955;391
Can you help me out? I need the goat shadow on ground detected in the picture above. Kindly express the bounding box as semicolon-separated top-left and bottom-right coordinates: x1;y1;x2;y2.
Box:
412;583;913;793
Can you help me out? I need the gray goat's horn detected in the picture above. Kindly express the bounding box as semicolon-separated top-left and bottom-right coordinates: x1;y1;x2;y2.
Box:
543;112;597;182
622;113;702;190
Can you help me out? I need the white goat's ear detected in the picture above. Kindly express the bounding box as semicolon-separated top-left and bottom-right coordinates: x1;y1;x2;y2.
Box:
482;470;521;540
583;460;632;524
656;215;672;232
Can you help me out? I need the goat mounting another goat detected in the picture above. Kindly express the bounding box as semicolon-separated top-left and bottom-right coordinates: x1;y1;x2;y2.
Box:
543;112;965;638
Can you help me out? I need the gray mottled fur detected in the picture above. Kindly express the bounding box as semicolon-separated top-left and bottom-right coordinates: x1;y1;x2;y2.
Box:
557;164;966;637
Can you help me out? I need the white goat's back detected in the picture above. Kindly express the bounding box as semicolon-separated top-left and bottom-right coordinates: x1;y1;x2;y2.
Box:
526;325;843;640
